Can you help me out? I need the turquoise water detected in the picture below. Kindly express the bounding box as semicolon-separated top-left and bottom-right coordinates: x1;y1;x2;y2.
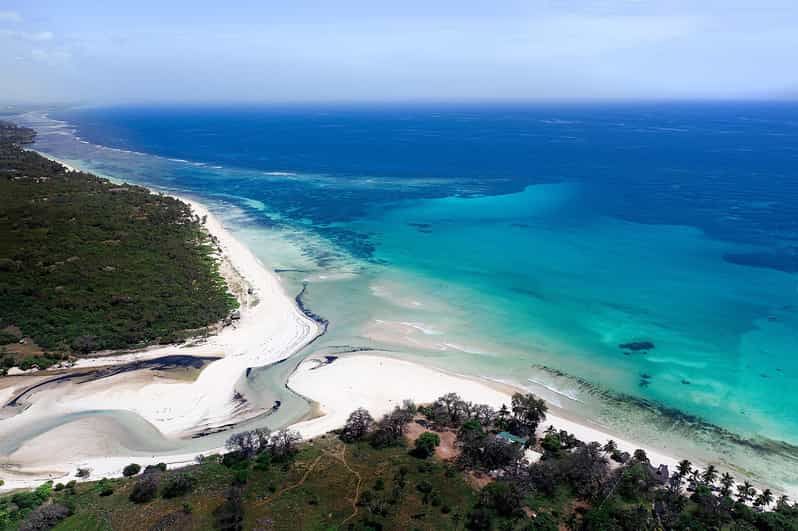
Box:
9;105;798;490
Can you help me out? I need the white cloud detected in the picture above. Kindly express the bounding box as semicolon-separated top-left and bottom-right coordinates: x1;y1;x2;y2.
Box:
0;11;22;23
0;29;54;41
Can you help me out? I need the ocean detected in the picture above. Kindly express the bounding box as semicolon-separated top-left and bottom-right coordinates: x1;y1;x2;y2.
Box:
11;102;798;490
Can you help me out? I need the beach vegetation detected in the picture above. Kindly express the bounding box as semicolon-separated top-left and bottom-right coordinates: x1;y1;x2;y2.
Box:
224;428;271;459
122;463;141;477
413;431;441;458
161;474;196;498
129;474;159;504
340;406;374;442
0;122;237;359
3;394;798;530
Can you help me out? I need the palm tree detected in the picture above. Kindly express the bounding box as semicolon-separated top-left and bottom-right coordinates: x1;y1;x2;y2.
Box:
700;465;718;487
602;439;618;455
688;469;701;487
776;494;790;511
736;481;755;504
496;404;510;430
754;489;774;509
676;459;692;479
511;393;548;435
719;473;734;497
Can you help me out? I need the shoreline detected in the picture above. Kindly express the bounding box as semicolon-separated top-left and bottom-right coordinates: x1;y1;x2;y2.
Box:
288;352;797;499
1;150;793;500
0;156;323;491
288;353;682;467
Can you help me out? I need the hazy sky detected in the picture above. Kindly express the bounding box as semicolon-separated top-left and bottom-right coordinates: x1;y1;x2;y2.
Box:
2;1;797;103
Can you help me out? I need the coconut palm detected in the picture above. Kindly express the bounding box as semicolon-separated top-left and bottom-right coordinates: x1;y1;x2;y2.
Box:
676;459;692;479
754;489;774;509
602;439;618;455
736;481;755;504
719;473;734;497
701;465;718;487
688;469;701;486
776;494;790;511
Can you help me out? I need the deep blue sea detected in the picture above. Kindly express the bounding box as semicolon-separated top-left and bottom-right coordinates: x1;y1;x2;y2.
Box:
14;102;798;490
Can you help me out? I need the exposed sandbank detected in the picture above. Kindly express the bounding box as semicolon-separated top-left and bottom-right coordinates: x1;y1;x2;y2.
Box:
0;190;322;490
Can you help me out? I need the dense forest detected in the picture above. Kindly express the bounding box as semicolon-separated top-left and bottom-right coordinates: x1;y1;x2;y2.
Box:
0;121;236;367
2;392;796;530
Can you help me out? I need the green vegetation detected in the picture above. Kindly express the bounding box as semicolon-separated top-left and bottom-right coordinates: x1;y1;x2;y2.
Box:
0;121;236;358
2;393;798;529
413;432;441;459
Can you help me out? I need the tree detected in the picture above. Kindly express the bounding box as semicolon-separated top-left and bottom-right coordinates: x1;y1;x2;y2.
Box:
496;404;511;431
413;432;441;458
701;465;718;487
457;419;486;466
509;393;548;437
563;442;610;500
123;463;141;477
214;485;245;531
18;504;71;531
478;481;523;517
719;472;734;498
755;488;774;509
432;392;465;426
473;403;496;427
225;428;271;458
776;494;791;511
130;474;160;503
341;407;374;442
268;429;301;460
482;435;523;470
676;459;692;480
162;474;196;498
602;440;618;455
372;405;414;448
736;481;754;504
632;449;648;463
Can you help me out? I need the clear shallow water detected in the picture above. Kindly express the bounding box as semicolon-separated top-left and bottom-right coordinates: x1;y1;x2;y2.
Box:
9;104;798;490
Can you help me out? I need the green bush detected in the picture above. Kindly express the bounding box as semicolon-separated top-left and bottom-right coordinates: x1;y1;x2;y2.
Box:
122;463;141;477
413;432;441;459
162;474;196;498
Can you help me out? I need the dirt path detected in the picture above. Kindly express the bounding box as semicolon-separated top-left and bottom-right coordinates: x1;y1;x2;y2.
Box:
254;454;324;507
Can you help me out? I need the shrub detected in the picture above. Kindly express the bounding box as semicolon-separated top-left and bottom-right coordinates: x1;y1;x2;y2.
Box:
233;469;250;486
18;503;71;531
129;475;159;503
144;462;167;474
162;474;196;498
413;432;441;459
97;479;114;497
123;463;141;477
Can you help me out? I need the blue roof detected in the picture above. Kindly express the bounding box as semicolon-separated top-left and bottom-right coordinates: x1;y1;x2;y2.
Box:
497;431;527;444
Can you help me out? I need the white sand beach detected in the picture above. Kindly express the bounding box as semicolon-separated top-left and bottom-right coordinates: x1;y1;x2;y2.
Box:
0;195;322;491
288;354;681;472
0;163;787;499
